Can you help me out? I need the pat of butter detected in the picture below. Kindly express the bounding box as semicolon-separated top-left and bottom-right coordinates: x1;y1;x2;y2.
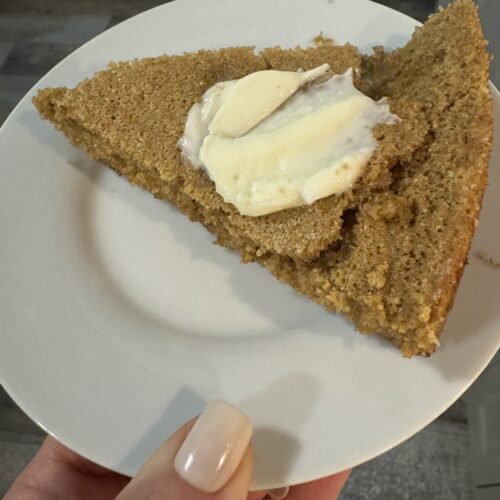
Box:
180;66;398;216
209;64;330;137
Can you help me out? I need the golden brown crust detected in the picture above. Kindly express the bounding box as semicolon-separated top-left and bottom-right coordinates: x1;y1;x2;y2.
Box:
360;0;493;354
33;0;493;356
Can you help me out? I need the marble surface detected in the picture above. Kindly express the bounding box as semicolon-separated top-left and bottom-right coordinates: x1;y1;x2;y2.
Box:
0;1;485;499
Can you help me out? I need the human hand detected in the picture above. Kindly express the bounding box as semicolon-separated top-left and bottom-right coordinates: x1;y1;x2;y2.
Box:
6;400;350;500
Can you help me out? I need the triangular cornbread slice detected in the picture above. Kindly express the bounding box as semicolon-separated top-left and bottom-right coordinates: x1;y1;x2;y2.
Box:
34;0;492;356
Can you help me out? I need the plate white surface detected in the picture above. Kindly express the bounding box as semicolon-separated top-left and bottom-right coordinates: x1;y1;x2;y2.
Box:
1;0;500;490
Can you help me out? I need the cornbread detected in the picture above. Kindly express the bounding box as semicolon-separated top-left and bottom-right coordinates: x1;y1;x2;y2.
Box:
34;0;493;356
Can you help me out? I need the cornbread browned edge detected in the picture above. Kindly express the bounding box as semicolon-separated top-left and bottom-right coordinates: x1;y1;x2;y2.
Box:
356;0;493;355
33;0;493;356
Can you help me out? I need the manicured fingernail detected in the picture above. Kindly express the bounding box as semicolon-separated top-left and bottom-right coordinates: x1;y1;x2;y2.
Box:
174;400;253;493
268;486;290;499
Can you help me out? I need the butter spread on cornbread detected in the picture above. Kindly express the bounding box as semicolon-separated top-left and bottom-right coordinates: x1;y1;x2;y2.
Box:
180;66;399;216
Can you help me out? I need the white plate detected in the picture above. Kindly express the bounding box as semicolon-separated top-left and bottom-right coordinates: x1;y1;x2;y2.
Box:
1;0;499;490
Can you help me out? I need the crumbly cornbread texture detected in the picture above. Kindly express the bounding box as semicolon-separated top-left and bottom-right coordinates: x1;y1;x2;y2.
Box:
34;0;492;356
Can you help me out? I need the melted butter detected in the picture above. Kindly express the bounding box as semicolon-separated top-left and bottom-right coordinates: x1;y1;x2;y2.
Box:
180;66;398;216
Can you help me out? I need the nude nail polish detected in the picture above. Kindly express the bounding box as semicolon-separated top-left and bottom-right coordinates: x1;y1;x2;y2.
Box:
174;400;253;493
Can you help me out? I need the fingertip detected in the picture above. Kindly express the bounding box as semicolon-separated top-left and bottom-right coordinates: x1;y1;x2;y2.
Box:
118;401;254;500
174;400;253;493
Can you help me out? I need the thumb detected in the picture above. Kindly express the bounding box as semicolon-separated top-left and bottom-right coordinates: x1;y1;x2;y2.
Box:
117;400;253;500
